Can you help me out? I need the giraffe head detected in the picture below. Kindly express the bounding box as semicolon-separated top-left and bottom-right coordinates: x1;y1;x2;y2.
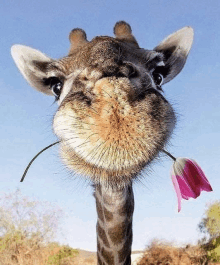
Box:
11;21;193;188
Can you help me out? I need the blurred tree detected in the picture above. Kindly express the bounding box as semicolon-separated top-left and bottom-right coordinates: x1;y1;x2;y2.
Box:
198;200;220;241
0;190;78;265
198;200;220;262
0;189;63;244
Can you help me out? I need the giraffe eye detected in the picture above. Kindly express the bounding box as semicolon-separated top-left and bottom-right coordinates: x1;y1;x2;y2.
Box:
152;72;163;86
47;77;63;99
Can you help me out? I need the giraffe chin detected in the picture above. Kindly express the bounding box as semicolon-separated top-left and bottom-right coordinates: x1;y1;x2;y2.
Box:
58;140;163;188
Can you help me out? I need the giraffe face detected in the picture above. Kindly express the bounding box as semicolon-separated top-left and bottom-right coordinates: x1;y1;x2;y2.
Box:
11;21;193;187
52;37;175;186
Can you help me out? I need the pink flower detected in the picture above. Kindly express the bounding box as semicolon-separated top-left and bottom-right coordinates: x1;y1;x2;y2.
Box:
171;158;213;212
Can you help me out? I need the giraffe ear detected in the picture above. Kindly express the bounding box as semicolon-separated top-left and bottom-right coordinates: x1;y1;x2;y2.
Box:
11;45;54;95
154;27;194;84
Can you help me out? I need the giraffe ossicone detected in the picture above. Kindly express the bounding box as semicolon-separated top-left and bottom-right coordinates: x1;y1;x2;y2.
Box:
11;21;193;265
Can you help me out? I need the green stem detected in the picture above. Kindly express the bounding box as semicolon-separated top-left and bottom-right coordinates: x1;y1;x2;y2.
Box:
161;149;176;162
20;141;60;182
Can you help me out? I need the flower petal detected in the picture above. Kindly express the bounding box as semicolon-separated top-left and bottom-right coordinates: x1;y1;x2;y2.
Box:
171;174;182;212
190;160;213;192
171;158;212;212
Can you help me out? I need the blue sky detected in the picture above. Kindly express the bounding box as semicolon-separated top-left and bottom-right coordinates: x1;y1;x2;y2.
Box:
1;0;220;251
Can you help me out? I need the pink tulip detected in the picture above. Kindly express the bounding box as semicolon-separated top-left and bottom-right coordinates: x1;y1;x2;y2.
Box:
171;158;213;212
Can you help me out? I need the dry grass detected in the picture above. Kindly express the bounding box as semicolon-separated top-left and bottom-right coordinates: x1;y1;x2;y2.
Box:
1;236;220;265
138;240;209;265
0;234;78;265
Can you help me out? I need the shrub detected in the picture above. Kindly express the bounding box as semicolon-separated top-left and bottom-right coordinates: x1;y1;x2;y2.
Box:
47;245;79;265
138;240;208;265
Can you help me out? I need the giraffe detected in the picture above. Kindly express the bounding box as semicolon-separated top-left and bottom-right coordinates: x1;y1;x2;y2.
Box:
11;21;193;265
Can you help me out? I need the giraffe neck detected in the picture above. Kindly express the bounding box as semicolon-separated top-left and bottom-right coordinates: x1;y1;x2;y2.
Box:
94;183;134;265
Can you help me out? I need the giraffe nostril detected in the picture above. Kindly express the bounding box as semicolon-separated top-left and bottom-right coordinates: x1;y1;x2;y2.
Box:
116;72;127;78
82;76;89;81
127;64;138;78
119;63;139;78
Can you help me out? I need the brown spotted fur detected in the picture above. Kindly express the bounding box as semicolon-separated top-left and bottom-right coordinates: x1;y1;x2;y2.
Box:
95;184;134;265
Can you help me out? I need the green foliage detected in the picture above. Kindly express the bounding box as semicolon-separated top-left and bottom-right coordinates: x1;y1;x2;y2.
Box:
207;244;220;262
198;200;220;262
201;237;220;262
198;200;220;240
47;246;78;265
206;202;220;238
